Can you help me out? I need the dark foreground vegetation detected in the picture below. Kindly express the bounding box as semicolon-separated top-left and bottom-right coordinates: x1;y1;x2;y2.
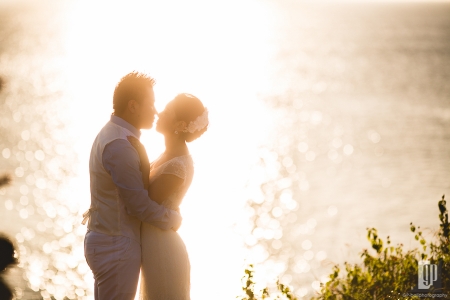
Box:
239;195;449;299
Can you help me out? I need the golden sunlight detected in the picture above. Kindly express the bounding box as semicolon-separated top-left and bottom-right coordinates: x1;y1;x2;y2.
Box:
62;0;277;298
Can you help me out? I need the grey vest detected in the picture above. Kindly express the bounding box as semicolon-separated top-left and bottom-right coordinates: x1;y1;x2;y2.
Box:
83;121;142;242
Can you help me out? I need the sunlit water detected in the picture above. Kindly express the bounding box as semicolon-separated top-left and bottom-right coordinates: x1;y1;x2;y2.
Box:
0;0;449;299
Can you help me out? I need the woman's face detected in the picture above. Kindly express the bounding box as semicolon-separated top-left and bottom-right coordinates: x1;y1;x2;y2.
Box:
156;102;177;134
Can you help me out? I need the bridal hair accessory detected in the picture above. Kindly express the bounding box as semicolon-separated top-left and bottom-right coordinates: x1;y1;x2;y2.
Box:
183;108;209;133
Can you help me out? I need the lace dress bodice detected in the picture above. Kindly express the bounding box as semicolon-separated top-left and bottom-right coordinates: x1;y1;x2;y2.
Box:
149;154;194;211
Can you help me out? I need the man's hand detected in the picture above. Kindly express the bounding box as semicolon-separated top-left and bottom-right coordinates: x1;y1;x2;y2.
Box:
172;222;181;232
172;209;182;232
127;136;150;191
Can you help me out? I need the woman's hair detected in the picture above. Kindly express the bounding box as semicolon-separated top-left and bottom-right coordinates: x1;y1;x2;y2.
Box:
113;71;156;115
171;93;208;143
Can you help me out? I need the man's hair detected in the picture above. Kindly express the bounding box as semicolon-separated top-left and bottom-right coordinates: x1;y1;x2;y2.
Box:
113;71;156;115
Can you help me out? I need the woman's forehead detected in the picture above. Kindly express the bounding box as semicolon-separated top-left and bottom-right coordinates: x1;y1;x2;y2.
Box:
164;101;173;109
162;101;176;113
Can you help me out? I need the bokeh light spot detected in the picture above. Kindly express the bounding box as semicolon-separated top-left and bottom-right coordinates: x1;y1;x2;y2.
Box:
305;151;316;161
368;130;381;143
327;205;338;216
343;144;354;156
307;218;317;229
21;130;30;141
297;142;308;153
35;149;46;161
310;111;323;125
315;251;327;261
271;206;283;218
4;199;13;210
15;167;25;177
2;148;11;159
302;239;312;250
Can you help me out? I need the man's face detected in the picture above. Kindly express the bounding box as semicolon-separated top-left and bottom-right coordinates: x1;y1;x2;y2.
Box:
137;87;157;129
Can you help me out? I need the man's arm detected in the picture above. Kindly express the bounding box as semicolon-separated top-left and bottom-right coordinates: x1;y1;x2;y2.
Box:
102;139;182;230
148;174;184;205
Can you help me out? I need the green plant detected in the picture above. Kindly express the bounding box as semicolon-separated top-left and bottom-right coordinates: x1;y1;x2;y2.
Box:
314;195;449;299
238;196;449;299
238;264;298;300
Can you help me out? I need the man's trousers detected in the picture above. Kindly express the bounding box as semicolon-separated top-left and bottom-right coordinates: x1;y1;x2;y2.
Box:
84;230;140;300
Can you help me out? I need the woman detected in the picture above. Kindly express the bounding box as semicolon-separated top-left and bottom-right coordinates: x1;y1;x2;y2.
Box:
128;93;208;300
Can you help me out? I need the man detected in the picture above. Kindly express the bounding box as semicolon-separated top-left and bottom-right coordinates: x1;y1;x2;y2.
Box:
82;72;182;299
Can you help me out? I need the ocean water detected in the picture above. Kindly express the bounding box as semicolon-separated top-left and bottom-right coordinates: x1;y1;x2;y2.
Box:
0;0;449;299
241;2;450;295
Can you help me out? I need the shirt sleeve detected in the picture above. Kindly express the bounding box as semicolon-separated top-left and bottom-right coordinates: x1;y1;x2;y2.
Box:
102;139;182;230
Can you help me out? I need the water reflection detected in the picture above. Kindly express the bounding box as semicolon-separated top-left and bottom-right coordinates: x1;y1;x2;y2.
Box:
238;3;450;296
0;2;90;298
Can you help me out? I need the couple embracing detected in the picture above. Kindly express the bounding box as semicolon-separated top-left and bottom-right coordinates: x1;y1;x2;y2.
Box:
82;72;208;299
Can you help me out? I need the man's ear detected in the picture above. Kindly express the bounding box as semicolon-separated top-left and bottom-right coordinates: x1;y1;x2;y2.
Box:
127;99;139;114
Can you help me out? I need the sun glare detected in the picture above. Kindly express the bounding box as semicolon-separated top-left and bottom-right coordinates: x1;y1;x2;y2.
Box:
60;0;277;298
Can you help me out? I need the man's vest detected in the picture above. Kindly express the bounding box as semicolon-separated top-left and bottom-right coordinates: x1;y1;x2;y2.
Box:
83;121;142;242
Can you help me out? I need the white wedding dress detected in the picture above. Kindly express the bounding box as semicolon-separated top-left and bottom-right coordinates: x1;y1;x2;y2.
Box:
139;154;193;300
